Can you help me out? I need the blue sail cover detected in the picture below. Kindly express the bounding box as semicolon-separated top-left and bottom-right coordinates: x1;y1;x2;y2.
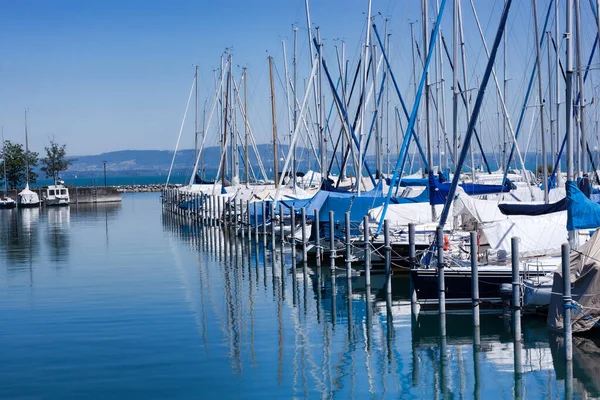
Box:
498;198;566;216
428;172;511;205
567;180;600;230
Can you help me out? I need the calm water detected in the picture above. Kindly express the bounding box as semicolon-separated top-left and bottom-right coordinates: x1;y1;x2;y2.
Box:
0;193;597;399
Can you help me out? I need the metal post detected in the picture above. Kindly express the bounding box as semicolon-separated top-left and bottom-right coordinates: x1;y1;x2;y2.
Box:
262;201;267;247
363;215;371;287
279;203;285;250
301;207;307;262
437;226;446;314
511;236;521;341
408;223;417;315
247;200;252;238
562;242;573;361
240;198;244;238
313;209;321;269
345;211;352;279
254;202;258;243
290;205;296;261
385;220;391;295
329;211;336;270
271;202;276;251
471;231;480;328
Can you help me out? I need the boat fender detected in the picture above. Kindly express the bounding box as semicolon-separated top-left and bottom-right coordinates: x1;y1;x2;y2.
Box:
443;235;450;251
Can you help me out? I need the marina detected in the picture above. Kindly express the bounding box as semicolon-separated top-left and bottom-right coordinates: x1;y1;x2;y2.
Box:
0;192;597;398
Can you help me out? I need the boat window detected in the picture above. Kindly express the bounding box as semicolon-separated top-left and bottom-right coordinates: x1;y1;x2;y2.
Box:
60;189;66;195
49;190;55;196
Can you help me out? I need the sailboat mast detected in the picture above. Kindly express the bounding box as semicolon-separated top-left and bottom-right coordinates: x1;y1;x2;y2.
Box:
566;0;576;245
25;110;30;187
547;32;555;172
575;0;587;177
555;0;561;178
533;0;549;203
243;67;249;185
458;0;476;182
423;0;433;174
221;57;231;189
503;0;508;172
194;65;199;167
269;56;279;188
293;26;298;189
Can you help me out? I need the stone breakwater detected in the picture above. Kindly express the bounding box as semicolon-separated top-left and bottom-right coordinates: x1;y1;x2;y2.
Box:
116;184;179;193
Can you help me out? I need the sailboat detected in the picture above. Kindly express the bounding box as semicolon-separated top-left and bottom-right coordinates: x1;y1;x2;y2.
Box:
0;129;16;209
17;111;40;208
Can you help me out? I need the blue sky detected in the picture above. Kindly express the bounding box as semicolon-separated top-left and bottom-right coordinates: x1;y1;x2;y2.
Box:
0;0;598;160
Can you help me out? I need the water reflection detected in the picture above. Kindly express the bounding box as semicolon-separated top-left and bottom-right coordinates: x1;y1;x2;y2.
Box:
157;210;600;398
45;207;70;263
0;208;40;274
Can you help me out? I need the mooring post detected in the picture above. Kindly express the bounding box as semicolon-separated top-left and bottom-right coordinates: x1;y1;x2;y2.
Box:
471;231;480;328
253;202;259;243
301;207;307;263
270;202;276;251
345;211;352;279
262;201;267;247
279;203;285;250
363;215;371;287
240;198;244;238
511;237;521;341
247;200;252;239
290;205;296;261
217;196;222;226
437;226;446;315
562;242;572;361
408;223;417;316
329;211;336;270
315;209;321;268
384;220;391;295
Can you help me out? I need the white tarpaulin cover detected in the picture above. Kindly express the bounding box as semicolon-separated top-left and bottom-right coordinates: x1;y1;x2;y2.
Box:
453;191;507;230
368;203;449;231
480;212;567;257
17;185;39;205
548;229;600;333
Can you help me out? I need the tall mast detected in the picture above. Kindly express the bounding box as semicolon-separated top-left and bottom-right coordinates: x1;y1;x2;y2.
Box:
293;25;298;189
547;32;555;172
243;68;249;185
194;65;199;169
410;22;420;170
317;27;326;183
372;42;381;177
533;0;549;203
575;0;587;177
269;56;279;188
25;110;30;188
566;0;575;245
437;6;448;170
555;0;561;179
502;0;508;172
458;0;476;182
221;56;231;189
358;0;372;195
423;0;433;175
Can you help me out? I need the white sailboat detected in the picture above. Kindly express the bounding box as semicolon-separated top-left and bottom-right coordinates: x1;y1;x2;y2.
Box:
17;111;40;208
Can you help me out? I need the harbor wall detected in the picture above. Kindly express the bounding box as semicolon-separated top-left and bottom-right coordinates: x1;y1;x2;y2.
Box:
1;186;122;204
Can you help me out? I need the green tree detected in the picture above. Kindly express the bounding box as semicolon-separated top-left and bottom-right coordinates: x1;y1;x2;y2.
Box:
0;140;38;189
40;140;75;184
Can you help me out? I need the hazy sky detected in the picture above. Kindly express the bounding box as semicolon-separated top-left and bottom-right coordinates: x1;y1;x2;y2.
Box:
0;0;598;158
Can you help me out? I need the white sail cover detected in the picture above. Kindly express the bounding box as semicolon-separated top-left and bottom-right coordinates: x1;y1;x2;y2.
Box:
548;229;600;333
368;203;449;231
480;212;567;257
18;185;39;205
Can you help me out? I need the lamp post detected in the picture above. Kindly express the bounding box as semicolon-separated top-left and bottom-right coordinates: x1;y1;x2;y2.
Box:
103;161;107;187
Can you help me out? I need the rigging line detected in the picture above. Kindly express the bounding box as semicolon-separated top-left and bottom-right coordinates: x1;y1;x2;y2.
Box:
166;76;196;189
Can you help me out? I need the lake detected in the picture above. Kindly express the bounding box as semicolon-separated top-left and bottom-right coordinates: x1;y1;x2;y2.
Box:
0;192;597;399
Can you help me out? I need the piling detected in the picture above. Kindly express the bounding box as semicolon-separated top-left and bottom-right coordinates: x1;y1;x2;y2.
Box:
253;202;259;243
408;223;417;316
279;203;285;250
345;211;351;279
562;242;572;361
384;220;391;295
240;199;245;239
234;197;238;231
270;202;276;251
262;201;267;246
315;210;321;268
511;237;521;340
301;207;307;262
217;196;222;226
436;226;445;314
363;215;371;287
290;205;296;261
247;200;252;239
471;231;480;328
329;211;336;270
